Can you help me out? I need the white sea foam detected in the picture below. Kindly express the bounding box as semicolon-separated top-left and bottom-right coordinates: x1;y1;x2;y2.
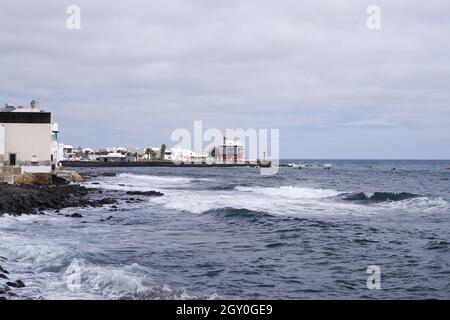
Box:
378;196;449;213
0;217;199;300
83;173;207;192
84;173;449;217
152;184;449;217
151;186;361;216
235;185;342;199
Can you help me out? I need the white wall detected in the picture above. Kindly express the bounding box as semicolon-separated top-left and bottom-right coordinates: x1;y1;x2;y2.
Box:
0;125;5;155
22;165;51;173
3;123;52;163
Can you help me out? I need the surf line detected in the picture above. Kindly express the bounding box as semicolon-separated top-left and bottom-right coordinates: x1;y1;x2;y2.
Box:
176;304;210;318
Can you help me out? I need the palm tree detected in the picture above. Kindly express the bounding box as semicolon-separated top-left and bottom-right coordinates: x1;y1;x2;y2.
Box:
159;144;167;160
145;148;156;161
209;146;220;159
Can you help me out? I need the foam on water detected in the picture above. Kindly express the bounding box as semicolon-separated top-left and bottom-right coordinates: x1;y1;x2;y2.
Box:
151;188;365;216
93;174;448;217
377;196;449;213
0;215;200;300
83;173;206;192
235;185;343;199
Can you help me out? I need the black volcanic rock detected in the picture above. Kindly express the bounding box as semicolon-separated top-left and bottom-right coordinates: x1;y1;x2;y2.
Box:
0;183;118;216
125;191;164;197
70;213;83;218
6;280;25;288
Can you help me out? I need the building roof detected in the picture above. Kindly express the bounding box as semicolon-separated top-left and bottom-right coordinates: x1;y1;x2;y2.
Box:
223;139;243;147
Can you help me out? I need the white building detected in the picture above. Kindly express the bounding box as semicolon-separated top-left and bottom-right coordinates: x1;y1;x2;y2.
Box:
221;137;244;164
96;152;135;163
0;100;54;173
58;144;75;161
168;148;206;163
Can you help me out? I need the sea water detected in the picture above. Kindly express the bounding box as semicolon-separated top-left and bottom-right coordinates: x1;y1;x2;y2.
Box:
0;160;449;299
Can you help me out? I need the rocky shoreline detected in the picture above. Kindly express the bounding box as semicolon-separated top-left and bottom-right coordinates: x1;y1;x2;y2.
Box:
0;183;117;216
0;257;24;300
0;172;164;299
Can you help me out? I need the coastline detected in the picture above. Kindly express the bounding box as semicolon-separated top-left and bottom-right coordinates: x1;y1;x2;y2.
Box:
0;182;116;217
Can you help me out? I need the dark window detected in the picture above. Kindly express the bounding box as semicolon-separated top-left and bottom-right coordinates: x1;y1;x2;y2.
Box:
9;153;16;166
0;112;51;123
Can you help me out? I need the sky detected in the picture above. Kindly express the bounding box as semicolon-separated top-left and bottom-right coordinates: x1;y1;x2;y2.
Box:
0;0;449;159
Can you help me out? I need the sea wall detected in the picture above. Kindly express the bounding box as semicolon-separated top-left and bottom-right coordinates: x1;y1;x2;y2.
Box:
13;173;52;185
0;167;52;185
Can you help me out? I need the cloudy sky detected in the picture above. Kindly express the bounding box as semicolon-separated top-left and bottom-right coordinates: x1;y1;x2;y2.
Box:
1;0;449;158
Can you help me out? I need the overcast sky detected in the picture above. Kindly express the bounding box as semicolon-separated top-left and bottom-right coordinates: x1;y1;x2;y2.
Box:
1;0;449;159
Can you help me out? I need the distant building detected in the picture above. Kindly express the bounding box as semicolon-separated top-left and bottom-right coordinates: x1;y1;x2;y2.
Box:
96;152;135;163
58;144;75;161
0;100;54;173
168;148;206;163
221;137;244;164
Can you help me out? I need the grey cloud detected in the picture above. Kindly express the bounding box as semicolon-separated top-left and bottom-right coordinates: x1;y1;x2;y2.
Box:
0;0;449;158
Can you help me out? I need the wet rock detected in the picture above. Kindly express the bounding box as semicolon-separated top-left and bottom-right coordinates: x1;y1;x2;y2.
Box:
16;280;26;288
101;173;116;177
0;274;8;279
125;191;164;197
0;285;11;292
0;182;120;217
92;198;117;207
6;280;25;288
106;216;113;220
51;174;70;185
70;213;83;218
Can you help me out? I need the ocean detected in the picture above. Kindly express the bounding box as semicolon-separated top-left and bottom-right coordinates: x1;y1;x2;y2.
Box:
1;160;449;299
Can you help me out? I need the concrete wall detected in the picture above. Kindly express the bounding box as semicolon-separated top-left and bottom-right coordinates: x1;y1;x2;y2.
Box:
13;173;52;185
1;123;52;163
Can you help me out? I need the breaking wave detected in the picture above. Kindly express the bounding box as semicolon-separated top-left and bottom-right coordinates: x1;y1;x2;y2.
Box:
202;207;272;220
342;192;421;203
235;186;342;199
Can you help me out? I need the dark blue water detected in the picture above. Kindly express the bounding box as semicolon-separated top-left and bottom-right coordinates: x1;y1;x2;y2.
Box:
1;160;449;299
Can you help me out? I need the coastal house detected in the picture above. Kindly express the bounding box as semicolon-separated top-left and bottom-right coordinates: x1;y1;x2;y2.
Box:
57;144;75;162
0;100;54;174
96;152;135;163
